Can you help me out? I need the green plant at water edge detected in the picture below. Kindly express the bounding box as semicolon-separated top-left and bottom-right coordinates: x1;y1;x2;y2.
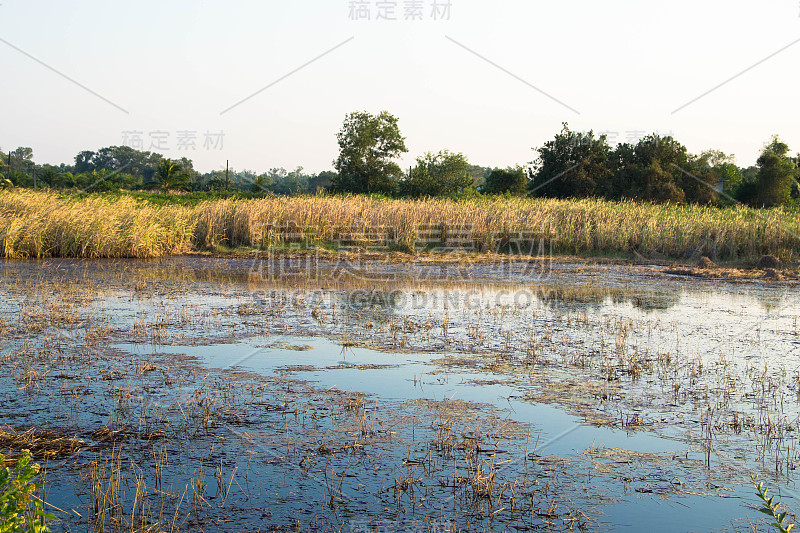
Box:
753;475;795;532
0;451;54;533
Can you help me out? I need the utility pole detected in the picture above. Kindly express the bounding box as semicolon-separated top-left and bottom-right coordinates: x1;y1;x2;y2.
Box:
33;167;36;189
225;159;229;190
6;152;10;181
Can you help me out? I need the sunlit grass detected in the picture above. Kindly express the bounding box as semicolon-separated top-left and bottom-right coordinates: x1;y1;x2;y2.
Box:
1;190;798;261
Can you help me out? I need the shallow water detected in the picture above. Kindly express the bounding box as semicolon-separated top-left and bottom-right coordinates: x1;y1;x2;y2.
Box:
1;256;798;532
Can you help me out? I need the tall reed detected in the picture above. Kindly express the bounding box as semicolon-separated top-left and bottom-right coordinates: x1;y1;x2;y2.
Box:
2;190;798;261
0;191;195;258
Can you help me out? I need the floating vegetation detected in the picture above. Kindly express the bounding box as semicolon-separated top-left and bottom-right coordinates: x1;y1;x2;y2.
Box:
0;426;85;464
0;256;797;531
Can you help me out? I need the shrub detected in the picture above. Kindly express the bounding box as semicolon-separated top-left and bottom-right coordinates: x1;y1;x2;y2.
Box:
0;451;54;533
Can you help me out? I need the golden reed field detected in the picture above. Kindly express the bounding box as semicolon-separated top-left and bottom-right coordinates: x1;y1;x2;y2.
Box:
0;189;798;261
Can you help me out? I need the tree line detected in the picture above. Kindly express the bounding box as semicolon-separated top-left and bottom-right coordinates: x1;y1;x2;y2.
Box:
528;124;799;207
328;112;799;207
0;145;338;195
3;112;798;207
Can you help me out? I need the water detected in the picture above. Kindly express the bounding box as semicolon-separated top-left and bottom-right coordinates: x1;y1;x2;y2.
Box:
0;256;798;532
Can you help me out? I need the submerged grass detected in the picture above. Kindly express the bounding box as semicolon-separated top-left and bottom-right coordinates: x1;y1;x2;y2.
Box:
1;190;799;261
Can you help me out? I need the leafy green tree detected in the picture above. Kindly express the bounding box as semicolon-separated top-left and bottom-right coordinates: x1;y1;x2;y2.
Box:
74;146;163;182
9;147;35;175
681;150;739;205
735;165;760;204
742;165;759;183
250;175;268;193
50;171;75;189
201;170;230;192
34;165;59;189
755;136;798;207
9;171;32;188
308;170;337;193
467;164;491;188
2;148;35;187
155;158;189;192
73;150;95;174
715;162;744;196
528;124;611;198
73;169;139;192
270;167;309;195
483;167;527;195
398;150;472;197
206;176;229;191
330;111;407;195
608;135;688;203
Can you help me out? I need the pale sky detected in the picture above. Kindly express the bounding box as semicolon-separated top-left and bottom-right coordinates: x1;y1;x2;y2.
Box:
1;0;799;174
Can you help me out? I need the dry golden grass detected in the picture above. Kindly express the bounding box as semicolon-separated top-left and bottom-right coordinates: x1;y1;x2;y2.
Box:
1;190;799;261
0;191;194;258
0;425;85;464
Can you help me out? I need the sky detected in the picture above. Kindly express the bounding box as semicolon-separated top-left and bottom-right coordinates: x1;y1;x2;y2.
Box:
1;0;799;174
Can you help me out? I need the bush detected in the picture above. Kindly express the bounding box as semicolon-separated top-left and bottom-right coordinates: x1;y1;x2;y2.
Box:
483;167;527;196
0;451;54;533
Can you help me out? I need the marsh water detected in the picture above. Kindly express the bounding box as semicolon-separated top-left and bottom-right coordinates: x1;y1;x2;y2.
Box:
1;255;798;532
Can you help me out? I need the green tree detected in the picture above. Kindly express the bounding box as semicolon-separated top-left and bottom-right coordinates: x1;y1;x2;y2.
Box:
155;158;189;192
756;136;798;207
250;175;268;193
330;111;408;195
271;166;309;195
735;165;760;204
3;148;35;187
681;150;739;205
715;161;744;197
528;124;611;198
483;166;527;195
308;170;337;193
73;150;95;174
398;150;472;197
74;169;139;192
9;147;35;174
608;135;688;203
34;165;60;189
467;164;491;188
74;146;163;182
206;176;229;192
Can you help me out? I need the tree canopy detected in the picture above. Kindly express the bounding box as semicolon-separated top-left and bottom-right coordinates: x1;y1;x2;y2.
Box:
528;125;744;205
330;111;408;195
398;150;472;197
755;136;798;207
155;159;189;192
528;124;612;199
484;167;527;196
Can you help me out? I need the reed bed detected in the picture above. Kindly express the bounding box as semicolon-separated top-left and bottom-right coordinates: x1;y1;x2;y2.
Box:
0;191;195;258
1;190;799;261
